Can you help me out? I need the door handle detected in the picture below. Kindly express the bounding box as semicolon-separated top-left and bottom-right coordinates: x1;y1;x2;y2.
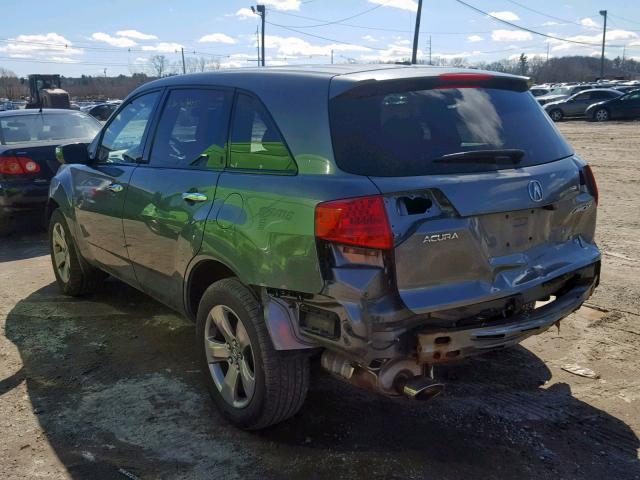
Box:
182;192;208;203
106;183;124;193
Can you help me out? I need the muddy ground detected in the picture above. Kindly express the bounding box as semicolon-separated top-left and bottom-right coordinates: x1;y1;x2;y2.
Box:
1;121;639;479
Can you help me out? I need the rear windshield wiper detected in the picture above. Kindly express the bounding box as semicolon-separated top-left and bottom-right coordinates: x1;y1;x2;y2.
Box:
432;149;525;164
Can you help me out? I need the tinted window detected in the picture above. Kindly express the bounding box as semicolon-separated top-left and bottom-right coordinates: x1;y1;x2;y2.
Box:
97;92;159;163
0;112;100;145
573;92;592;101
621;92;640;102
149;89;232;169
229;93;295;173
330;87;573;177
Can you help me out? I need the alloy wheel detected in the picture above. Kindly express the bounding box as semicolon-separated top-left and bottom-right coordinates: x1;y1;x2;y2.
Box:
595;109;609;122
52;223;71;283
204;305;256;408
550;110;563;122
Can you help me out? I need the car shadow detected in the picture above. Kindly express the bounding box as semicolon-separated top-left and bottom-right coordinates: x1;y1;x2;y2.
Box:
0;222;48;263
4;280;640;479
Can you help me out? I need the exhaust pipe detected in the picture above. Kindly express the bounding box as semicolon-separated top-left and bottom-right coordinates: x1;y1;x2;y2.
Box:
400;376;445;401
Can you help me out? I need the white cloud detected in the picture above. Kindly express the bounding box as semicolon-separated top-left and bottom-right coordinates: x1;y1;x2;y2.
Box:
432;51;478;60
51;56;78;63
360;43;418;63
489;11;520;21
491;30;533;42
467;35;483;42
92;32;137;48
264;35;371;56
262;0;300;10
219;60;244;69
141;42;183;53
235;7;256;20
0;33;83;56
580;18;600;29
362;35;378;42
199;33;235;44
9;53;33;58
542;21;560;26
508;52;548;61
550;29;638;52
368;0;418;12
116;30;158;40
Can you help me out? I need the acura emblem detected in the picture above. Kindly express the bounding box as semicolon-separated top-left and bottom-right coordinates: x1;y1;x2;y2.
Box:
528;180;544;202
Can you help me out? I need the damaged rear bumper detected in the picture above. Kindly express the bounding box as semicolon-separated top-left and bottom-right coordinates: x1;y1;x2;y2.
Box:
417;281;595;364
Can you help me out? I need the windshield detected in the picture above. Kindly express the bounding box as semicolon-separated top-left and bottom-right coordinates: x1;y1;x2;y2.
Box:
0;112;101;145
549;87;572;96
330;87;573;176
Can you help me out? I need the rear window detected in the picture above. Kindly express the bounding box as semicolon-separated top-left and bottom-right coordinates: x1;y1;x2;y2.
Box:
330;87;573;176
0;112;101;145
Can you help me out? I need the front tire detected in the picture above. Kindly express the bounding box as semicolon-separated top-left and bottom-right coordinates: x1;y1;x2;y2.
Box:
549;109;563;122
49;209;104;296
196;278;309;430
594;108;609;122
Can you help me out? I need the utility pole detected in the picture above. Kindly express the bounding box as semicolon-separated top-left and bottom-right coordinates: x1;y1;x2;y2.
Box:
181;48;186;74
103;68;107;78
411;0;423;64
252;5;266;67
429;35;432;65
331;49;334;64
599;9;608;80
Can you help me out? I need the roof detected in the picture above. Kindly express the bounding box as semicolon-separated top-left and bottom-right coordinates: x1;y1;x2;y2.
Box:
140;63;526;95
0;108;87;117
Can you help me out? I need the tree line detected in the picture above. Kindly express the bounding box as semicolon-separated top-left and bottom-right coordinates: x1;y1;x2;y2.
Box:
1;55;639;101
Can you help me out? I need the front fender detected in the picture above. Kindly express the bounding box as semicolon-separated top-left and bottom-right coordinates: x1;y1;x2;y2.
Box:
48;165;76;229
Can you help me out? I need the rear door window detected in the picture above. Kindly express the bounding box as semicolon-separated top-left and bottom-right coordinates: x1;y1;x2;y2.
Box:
330;87;573;177
149;88;232;169
228;93;296;173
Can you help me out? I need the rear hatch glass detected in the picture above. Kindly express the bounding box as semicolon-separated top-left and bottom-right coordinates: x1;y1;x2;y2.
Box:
329;86;573;176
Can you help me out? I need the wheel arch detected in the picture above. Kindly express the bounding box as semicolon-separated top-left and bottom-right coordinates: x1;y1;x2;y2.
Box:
184;256;240;321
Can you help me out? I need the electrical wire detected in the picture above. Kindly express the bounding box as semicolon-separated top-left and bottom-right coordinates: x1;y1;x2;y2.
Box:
454;0;626;48
502;0;585;27
265;21;390;51
266;1;387;28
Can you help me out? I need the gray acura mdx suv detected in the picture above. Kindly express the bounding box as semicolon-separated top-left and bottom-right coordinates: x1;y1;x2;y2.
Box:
49;65;600;429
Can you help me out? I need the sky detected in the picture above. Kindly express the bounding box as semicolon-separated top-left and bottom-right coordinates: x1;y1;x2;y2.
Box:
1;0;640;77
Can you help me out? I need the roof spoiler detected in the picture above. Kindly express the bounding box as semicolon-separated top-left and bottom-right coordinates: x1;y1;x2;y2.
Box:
334;73;530;99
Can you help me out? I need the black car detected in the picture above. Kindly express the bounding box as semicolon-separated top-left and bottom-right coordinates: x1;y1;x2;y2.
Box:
87;103;119;121
0;109;101;234
585;90;640;122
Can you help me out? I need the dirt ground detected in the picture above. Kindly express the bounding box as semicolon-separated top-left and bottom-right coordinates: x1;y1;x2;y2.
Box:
1;120;639;480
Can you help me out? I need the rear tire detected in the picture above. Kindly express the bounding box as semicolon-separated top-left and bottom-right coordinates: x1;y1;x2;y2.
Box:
549;109;563;122
594;108;609;122
196;278;309;430
49;209;105;296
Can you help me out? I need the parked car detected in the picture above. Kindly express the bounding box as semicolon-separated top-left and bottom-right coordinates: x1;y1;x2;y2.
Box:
536;84;594;105
86;103;118;121
586;89;640;121
544;89;623;121
49;66;601;429
614;86;640;94
0;109;101;235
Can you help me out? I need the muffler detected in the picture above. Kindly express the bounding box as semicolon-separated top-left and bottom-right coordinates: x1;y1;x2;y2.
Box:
321;351;445;401
400;376;445;401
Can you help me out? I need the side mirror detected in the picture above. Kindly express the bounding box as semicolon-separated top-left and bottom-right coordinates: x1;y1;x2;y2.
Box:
55;142;91;165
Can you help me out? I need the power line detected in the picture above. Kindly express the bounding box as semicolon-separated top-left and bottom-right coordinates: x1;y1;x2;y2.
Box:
265;21;390;51
266;1;386;28
608;13;640;27
453;0;626;48
502;0;584;27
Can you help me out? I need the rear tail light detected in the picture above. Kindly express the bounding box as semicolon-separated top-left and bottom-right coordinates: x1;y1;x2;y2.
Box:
581;165;599;205
315;195;393;250
0;156;41;175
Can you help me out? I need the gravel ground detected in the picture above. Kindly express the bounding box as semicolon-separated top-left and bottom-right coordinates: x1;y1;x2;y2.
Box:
0;120;639;479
